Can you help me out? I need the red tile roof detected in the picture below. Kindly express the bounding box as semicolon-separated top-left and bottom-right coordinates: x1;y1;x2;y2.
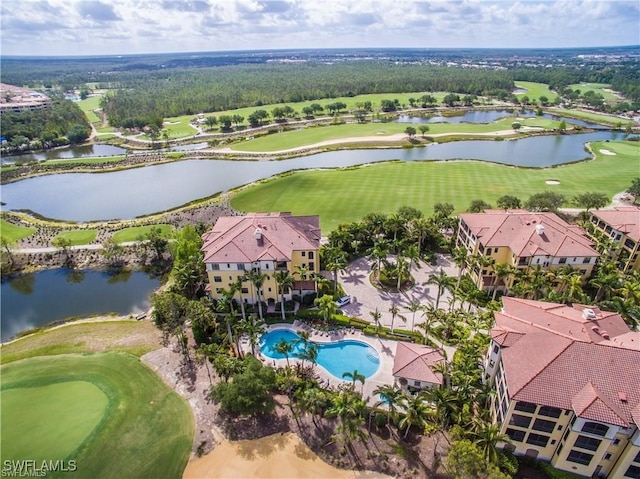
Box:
459;210;599;258
590;206;640;242
392;342;445;385
202;212;320;264
494;298;640;427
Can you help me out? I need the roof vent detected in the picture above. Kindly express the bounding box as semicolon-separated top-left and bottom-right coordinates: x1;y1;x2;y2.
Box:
600;330;610;340
254;227;263;240
582;308;596;320
536;223;545;235
591;326;600;333
618;392;627;403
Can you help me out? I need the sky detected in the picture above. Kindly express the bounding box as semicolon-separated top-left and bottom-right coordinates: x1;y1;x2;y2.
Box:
1;0;639;57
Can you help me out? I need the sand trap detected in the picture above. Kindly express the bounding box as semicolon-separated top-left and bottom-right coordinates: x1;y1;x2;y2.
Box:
599;149;616;156
546;180;561;185
183;432;391;479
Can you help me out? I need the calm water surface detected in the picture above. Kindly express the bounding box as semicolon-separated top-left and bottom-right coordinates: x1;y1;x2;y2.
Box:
1;269;160;342
0;131;623;222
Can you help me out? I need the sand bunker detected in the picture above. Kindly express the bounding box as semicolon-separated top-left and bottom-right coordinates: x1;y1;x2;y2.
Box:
546;180;561;185
183;432;391;479
599;149;616;156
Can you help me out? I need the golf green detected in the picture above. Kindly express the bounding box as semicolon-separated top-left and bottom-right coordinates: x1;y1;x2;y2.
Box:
1;381;108;463
1;353;193;479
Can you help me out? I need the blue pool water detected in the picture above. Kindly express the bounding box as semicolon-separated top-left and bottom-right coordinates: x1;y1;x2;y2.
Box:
259;329;380;379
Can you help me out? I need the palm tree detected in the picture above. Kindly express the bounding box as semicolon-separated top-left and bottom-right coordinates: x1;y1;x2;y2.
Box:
470;419;512;465
452;246;469;289
492;263;515;300
373;384;404;427
298;342;318;371
426;269;454;310
274;338;293;367
368;240;389;273
239;315;265;355
395;254;409;291
388;304;406;333
343;369;366;392
231;276;248;321
398;392;433;438
369;308;382;335
589;261;621;302
424;385;459;430
324;246;349;292
314;294;338;324
406;300;423;332
274;270;294;321
326;389;367;448
404;243;421;272
296;387;329;429
247;270;267;321
564;274;586;303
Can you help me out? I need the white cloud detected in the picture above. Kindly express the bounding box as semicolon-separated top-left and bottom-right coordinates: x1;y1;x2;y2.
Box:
0;0;637;56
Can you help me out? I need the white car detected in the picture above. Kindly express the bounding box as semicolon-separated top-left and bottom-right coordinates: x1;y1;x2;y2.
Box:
335;295;351;308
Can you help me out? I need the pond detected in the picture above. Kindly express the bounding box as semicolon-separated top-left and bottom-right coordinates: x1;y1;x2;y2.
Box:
0;131;624;222
2;141;211;164
0;269;161;342
395;109;605;129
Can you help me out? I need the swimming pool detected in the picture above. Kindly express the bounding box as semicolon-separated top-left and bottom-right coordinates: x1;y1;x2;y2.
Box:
259;329;380;379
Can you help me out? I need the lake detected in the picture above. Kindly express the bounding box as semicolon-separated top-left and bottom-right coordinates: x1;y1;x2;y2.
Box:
0;131;624;222
0;269;161;342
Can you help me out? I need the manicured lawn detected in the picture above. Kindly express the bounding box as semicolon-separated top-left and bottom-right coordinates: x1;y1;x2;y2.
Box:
0;352;193;479
159;115;199;139
0;320;162;365
547;107;630;127
164;91;450;131
230;116;559;152
42;155;127;167
567;83;620;102
0;220;36;243
77;95;104;124
231;140;639;232
514;81;558;101
111;224;172;243
53;229;97;246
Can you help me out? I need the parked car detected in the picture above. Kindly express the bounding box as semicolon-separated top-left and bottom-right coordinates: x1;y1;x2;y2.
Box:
335;295;351;308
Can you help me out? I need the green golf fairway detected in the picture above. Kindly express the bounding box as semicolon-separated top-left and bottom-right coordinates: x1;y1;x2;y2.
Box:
1;353;193;479
231;140;639;232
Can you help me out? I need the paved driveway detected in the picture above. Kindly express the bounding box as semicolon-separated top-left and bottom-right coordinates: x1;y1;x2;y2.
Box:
338;254;459;333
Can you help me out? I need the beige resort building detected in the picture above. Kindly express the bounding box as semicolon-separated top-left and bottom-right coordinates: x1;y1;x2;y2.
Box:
484;297;640;478
589;206;640;273
457;210;600;294
201;212;321;306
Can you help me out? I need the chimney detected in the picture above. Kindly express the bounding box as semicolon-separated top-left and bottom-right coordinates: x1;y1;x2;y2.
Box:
536;223;545;235
254;227;263;241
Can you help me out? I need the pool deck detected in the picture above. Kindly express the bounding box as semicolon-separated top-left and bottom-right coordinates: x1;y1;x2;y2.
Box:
243;322;398;405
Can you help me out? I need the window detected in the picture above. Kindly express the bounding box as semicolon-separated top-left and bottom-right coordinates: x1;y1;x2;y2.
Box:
486;248;492;255
506;428;525;442
526;433;550;447
301;251;306;257
559;257;567;264
308;251;314;259
634;450;640;463
215;288;224;294
573;435;601;451
538;406;562;418
510;414;532;428
213;276;222;283
308;262;315;271
533;419;556;433
613;438;621;446
557;425;563;431
237;264;245;270
276;261;287;269
604;453;612;460
567;450;593;466
493;345;499;354
626;465;640;479
581;422;609;437
241;288;249;294
583;257;591;264
489;360;495;368
625;238;636;249
210;263;221;270
514;401;537;413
